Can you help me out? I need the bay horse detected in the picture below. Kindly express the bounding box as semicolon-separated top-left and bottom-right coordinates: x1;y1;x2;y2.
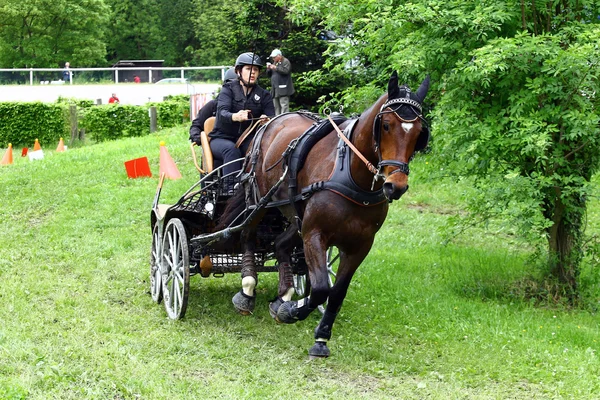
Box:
220;71;430;357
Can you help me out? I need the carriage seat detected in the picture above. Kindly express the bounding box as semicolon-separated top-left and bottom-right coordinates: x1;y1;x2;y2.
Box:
200;117;216;173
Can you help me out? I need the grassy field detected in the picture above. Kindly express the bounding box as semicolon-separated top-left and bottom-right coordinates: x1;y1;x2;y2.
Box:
1;127;599;399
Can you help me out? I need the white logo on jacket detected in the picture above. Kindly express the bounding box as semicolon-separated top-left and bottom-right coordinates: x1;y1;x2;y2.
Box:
254;94;260;101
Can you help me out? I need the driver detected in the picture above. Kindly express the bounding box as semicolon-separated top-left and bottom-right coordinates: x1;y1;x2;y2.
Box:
209;52;275;184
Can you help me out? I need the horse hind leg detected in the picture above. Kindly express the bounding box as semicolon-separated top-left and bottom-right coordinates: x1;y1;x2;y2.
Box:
269;225;302;319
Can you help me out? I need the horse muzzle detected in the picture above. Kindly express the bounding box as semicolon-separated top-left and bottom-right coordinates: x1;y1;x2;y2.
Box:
383;182;408;200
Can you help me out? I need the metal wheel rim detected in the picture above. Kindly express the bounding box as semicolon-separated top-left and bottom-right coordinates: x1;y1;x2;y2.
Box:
318;247;339;314
293;274;307;297
161;218;190;319
150;224;163;303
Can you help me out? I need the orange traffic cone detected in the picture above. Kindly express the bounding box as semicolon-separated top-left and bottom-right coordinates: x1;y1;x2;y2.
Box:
56;137;66;152
159;141;182;180
1;143;13;165
29;138;44;160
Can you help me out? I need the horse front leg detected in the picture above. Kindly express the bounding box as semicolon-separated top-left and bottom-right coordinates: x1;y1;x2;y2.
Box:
269;224;302;319
275;231;329;323
232;227;259;315
309;244;371;358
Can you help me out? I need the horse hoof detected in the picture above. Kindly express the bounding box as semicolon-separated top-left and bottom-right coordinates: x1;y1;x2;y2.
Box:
232;290;255;315
269;297;284;320
275;300;299;324
308;342;330;358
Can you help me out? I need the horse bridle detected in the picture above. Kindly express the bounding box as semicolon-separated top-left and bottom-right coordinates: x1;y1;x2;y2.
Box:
372;96;424;180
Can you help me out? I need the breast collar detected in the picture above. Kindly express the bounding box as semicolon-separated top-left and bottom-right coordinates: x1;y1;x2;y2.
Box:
322;119;387;206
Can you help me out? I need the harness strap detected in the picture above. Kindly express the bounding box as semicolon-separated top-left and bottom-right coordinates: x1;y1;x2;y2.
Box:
327;114;378;175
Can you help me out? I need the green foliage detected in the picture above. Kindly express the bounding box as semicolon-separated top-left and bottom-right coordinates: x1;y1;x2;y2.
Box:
80;105;150;142
289;0;600;296
80;99;189;142
0;102;68;147
0;0;109;67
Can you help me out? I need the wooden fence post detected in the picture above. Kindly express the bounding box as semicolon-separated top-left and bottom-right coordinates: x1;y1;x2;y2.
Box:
149;106;157;133
69;105;78;145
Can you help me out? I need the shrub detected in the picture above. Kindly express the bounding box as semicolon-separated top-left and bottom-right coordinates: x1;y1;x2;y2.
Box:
0;102;68;147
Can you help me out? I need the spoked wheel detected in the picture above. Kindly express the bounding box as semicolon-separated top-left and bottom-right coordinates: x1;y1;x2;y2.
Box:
292;247;339;314
293;273;308;297
318;246;339;314
161;218;190;319
150;223;163;303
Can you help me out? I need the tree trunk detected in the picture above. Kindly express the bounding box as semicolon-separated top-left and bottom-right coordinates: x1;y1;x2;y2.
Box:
545;190;584;300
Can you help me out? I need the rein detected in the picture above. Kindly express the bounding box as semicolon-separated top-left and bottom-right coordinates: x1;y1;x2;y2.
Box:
327;114;378;175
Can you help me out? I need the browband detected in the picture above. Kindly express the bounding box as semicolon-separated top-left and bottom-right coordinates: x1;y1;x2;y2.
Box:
380;97;422;113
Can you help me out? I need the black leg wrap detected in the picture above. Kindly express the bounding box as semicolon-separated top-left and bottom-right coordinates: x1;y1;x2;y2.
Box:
314;310;337;341
268;296;284;320
241;251;257;282
232;289;255;315
277;262;293;296
275;297;315;324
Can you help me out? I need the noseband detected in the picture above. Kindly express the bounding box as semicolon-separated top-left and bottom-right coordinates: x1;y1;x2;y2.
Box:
373;96;424;179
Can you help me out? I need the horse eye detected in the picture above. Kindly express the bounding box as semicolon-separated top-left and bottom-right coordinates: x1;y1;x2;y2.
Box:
382;122;390;131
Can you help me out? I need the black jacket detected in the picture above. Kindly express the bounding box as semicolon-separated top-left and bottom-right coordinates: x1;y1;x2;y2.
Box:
189;98;217;145
210;79;275;142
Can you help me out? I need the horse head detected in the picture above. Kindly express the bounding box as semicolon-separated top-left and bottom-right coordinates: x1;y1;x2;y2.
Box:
374;71;430;201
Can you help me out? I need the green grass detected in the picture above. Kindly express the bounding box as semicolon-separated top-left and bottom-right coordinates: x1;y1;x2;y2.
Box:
0;128;599;399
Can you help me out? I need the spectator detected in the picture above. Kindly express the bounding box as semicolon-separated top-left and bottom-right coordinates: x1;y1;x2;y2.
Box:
62;62;71;83
108;93;120;104
266;49;294;115
133;75;141;83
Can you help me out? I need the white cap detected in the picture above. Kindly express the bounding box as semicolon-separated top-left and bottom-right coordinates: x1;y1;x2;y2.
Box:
269;49;282;58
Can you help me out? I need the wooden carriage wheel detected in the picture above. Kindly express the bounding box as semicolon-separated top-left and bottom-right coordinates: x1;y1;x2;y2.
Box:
161;218;190;319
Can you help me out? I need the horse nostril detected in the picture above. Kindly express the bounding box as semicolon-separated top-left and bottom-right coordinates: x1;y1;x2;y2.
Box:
383;182;408;200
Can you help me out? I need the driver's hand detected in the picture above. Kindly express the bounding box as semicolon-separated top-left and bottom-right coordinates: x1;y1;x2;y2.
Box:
259;114;270;125
233;110;250;122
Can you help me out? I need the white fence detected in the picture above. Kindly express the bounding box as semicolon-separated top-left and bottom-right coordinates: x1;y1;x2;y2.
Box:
0;66;230;85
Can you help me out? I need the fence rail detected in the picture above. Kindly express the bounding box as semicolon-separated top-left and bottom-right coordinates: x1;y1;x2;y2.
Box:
0;66;230;85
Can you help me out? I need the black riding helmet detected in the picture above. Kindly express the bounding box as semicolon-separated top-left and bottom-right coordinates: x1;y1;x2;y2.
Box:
224;67;237;83
234;52;263;70
234;52;263;87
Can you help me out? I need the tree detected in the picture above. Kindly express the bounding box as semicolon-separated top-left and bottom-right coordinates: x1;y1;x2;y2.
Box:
287;0;600;300
0;0;109;67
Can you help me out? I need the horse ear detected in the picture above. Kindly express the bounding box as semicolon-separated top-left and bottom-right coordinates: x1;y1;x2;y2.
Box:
388;71;399;99
415;75;430;103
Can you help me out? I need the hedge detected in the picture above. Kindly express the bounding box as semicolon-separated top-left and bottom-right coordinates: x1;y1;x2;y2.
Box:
0;102;69;148
0;97;190;147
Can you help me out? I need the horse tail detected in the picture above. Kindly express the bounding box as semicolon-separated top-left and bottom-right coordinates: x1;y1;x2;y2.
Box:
215;189;247;231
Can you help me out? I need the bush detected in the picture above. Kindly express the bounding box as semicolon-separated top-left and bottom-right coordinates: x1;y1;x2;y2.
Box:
0;102;68;147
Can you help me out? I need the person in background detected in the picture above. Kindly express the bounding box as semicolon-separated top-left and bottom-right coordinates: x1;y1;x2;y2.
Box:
133;75;141;83
266;49;294;115
62;62;71;83
108;93;120;104
189;68;237;146
209;52;274;181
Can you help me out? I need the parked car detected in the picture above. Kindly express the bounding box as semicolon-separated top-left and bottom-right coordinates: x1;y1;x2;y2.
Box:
155;78;188;84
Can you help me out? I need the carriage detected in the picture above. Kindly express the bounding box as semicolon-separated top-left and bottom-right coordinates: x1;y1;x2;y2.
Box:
149;128;337;320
